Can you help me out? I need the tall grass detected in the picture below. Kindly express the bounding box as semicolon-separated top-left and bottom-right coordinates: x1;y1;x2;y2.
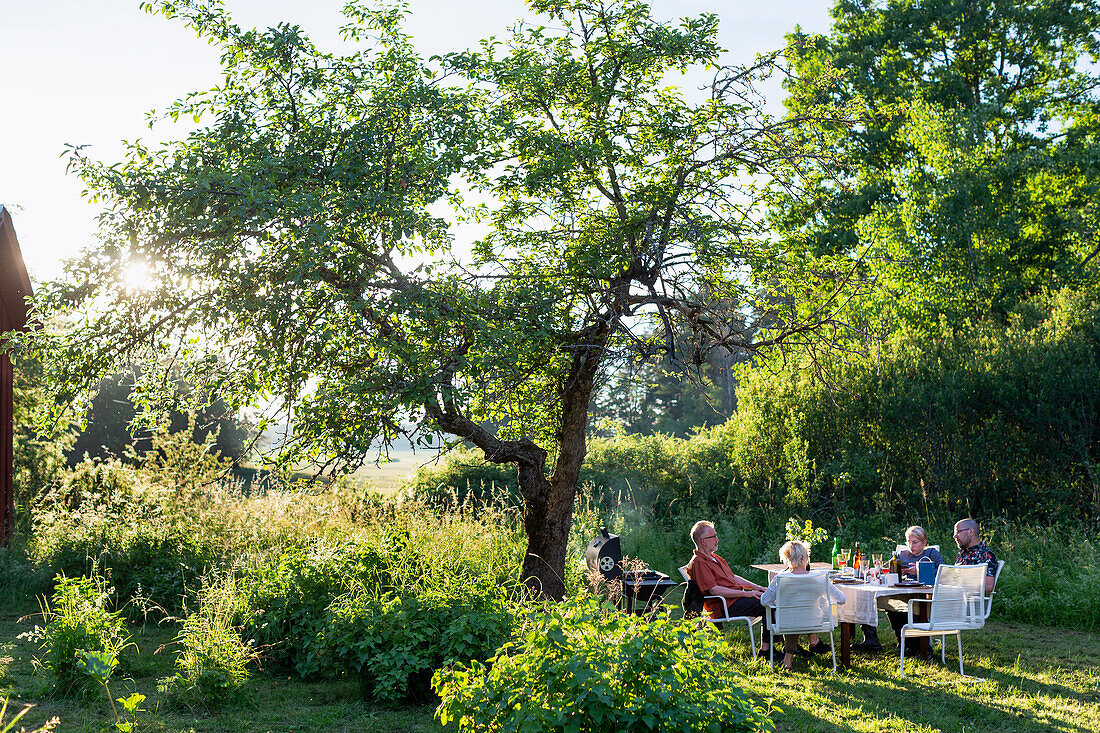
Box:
5;444;1096;651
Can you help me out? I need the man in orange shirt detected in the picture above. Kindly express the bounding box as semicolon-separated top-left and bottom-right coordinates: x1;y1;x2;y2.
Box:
686;520;772;654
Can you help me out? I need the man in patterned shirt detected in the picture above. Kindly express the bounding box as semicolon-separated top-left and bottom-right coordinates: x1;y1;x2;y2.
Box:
953;518;998;594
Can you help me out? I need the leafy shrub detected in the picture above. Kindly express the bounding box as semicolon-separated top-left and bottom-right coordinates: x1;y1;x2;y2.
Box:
728;289;1100;522
324;576;514;704
25;449;232;617
402;433;746;521
235;540;390;675
26;575;131;695
159;577;253;711
433;593;776;733
30;507;218;618
582;431;742;517
32;458;146;517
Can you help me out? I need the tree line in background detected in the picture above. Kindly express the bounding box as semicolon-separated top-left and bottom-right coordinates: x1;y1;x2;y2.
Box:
410;284;1100;523
586;0;1100;520
68;369;252;467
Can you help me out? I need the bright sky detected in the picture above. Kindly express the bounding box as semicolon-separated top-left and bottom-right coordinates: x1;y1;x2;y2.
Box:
0;0;832;283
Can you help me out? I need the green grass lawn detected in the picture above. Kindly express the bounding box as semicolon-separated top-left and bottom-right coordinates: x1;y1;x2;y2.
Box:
4;597;1098;733
726;620;1100;733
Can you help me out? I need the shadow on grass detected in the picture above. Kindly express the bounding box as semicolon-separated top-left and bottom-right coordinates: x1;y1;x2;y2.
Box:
720;622;1100;733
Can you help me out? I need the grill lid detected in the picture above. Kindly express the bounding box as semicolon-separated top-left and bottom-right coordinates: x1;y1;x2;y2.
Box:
586;526;623;580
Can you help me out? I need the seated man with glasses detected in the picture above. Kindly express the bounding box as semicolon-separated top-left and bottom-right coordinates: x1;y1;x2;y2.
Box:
953;518;998;594
686;520;772;655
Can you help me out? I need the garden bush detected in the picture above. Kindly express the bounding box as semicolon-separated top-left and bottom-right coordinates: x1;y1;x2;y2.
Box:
25;444;237;617
25;574;131;696
322;574;515;704
227;525;518;703
402;433;744;520
433;593;776;733
582;430;743;517
399;450;520;511
234;538;392;676
30;505;220;618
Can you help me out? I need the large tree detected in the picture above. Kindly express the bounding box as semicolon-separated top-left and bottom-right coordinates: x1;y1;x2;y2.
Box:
775;0;1100;331
24;0;848;599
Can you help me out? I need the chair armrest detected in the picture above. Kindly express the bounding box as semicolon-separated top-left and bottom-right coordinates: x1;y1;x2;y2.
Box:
703;594;731;620
981;590;996;620
965;592;985;619
906;597;930;624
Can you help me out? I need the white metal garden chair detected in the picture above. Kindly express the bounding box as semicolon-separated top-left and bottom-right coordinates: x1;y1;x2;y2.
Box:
678;565;760;658
763;572;840;673
898;564;988;678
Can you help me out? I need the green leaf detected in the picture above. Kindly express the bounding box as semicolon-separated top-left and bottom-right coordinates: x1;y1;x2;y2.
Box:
76;650;118;685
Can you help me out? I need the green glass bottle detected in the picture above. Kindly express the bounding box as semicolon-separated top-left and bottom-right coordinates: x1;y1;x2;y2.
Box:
831;538;840;571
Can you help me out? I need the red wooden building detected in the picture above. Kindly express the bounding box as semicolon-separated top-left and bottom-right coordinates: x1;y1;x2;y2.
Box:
0;205;33;544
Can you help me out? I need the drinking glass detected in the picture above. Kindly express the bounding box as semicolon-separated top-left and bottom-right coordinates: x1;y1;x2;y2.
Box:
872;553;883;571
839;549;851;574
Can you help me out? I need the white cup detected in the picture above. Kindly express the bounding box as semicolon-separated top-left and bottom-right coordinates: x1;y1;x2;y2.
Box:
885;573;899;585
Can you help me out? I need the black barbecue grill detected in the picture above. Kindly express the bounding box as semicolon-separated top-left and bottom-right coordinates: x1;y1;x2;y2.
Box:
586;527;676;614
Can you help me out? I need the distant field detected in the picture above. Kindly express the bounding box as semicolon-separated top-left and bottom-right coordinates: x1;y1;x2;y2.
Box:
351;448;440;494
239;447;441;495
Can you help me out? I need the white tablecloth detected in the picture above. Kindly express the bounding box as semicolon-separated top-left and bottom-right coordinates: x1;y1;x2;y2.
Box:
833;583;930;625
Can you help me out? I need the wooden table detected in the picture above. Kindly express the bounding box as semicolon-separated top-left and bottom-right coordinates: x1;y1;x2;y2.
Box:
833;581;932;667
750;562;833;579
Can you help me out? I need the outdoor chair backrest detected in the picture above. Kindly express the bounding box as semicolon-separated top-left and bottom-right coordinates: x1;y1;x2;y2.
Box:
895;544;941;556
982;559;1005;620
928;564;987;630
678;565;705;616
771;573;836;634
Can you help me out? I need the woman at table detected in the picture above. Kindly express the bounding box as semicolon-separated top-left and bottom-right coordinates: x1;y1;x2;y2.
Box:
760;541;845;670
853;525;944;654
897;526;945;578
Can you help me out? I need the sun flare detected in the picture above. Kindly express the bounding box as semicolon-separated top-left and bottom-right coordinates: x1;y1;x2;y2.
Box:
122;261;153;291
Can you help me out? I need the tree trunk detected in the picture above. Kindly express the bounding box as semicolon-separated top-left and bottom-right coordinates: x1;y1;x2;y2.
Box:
518;334;606;600
431;329;609;601
517;464;571;600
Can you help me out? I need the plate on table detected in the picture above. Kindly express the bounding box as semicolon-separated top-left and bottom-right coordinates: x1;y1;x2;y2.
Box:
831;577;865;585
891;581;928;588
